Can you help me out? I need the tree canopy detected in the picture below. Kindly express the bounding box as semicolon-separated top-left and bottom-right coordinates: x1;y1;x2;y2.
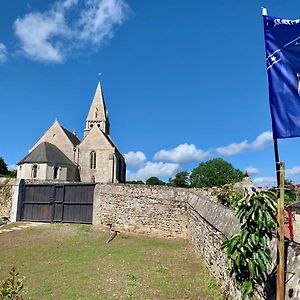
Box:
169;171;190;187
126;180;145;185
146;177;166;186
0;157;17;178
0;157;9;176
190;158;244;188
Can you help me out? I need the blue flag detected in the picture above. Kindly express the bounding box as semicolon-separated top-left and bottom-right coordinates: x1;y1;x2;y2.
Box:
264;15;300;139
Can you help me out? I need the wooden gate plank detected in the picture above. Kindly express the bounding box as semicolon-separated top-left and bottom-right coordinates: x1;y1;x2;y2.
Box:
19;183;94;224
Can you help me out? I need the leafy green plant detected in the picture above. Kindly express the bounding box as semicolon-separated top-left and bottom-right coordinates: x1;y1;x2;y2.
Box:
222;191;277;299
0;267;24;300
217;186;244;208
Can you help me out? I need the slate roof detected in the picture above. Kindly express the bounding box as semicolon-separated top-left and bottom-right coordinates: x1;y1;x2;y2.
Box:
18;142;76;166
61;126;81;146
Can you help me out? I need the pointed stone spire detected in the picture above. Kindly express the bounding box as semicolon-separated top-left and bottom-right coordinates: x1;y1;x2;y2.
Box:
84;81;110;137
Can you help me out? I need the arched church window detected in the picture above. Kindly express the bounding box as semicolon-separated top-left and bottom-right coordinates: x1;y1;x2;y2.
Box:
32;165;38;178
97;124;100;128
95;108;98;119
90;151;96;169
53;166;59;179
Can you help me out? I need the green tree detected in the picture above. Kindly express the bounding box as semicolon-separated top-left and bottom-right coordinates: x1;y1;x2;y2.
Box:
0;157;9;176
169;171;190;187
8;170;17;178
190;158;244;188
126;180;145;185
146;177;165;186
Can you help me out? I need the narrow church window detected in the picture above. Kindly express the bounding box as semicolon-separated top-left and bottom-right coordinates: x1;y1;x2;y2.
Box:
32;165;38;178
53;166;59;179
90;151;96;169
95;108;98;119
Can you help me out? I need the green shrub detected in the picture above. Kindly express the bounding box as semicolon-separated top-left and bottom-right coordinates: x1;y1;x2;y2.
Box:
222;191;277;299
216;186;244;208
0;267;24;300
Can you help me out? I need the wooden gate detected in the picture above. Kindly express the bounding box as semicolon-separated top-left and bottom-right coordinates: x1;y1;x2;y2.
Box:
17;182;95;224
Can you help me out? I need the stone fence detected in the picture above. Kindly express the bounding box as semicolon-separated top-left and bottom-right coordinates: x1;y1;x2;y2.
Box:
93;183;189;238
0;178;16;218
93;183;300;300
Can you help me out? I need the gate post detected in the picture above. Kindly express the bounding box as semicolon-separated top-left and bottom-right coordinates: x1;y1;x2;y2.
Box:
10;179;25;222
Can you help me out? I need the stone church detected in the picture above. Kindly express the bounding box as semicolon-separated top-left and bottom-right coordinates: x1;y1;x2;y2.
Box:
17;82;126;183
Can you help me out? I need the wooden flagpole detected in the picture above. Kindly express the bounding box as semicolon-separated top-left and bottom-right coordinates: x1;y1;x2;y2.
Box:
262;7;285;299
274;139;280;186
277;161;285;300
273;139;285;300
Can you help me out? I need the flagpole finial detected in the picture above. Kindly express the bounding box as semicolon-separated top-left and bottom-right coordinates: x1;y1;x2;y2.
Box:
262;7;268;16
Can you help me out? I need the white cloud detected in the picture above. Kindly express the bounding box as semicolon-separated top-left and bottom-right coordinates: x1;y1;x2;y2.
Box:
286;166;300;176
14;9;67;62
78;0;128;43
244;166;260;176
14;0;128;62
253;176;276;187
124;151;146;168
0;43;7;62
153;143;209;164
217;140;248;156
251;131;273;150
126;162;180;181
216;131;273;156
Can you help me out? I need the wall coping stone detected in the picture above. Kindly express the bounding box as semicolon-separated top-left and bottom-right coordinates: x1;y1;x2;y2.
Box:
187;191;240;239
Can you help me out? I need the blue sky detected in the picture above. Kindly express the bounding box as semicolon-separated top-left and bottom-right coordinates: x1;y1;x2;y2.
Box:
1;0;300;186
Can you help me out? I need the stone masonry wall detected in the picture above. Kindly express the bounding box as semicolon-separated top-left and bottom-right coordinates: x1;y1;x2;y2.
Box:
93;183;300;300
93;184;189;238
0;178;15;218
187;191;242;299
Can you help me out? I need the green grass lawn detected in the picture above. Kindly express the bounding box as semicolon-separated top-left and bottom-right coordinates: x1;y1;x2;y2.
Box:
0;223;223;300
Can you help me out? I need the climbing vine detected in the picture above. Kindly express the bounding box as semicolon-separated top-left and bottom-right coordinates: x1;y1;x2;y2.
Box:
222;191;277;299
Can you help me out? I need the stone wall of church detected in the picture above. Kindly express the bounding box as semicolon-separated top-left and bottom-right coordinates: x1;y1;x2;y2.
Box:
18;163;48;180
113;153;126;183
78;127;118;183
18;163;78;181
79;149;114;183
29;121;77;163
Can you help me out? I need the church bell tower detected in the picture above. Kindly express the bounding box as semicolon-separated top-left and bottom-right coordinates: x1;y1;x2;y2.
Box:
84;81;110;138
